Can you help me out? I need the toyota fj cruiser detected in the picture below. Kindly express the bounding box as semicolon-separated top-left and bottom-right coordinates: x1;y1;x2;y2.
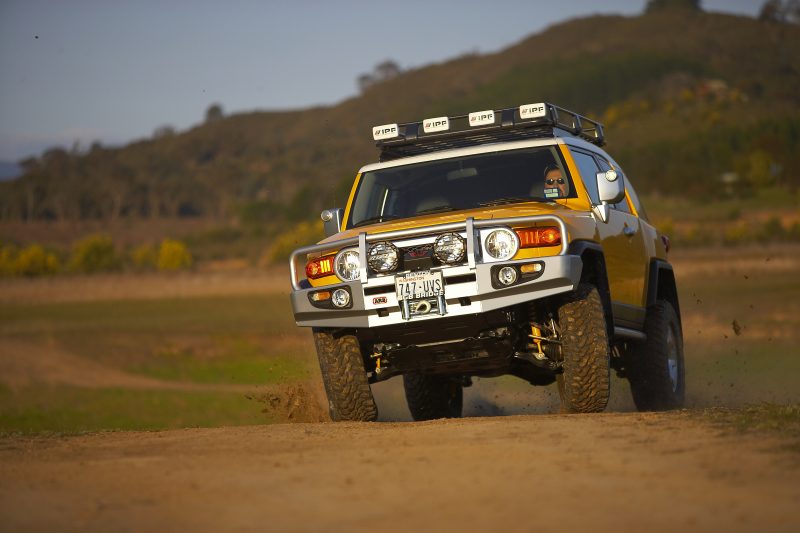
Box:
289;103;684;421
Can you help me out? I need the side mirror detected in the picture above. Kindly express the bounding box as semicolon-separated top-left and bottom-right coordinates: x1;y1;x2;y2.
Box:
321;208;344;236
593;170;625;223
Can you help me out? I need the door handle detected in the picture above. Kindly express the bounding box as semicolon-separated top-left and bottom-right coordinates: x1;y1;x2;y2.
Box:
623;225;637;237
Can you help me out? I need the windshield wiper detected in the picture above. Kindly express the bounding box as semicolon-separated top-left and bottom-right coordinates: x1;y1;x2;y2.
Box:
416;205;457;215
478;197;543;207
352;214;400;228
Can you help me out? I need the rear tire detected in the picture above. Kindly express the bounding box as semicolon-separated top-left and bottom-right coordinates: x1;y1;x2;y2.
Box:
403;373;463;421
555;283;611;413
313;329;378;422
627;301;685;411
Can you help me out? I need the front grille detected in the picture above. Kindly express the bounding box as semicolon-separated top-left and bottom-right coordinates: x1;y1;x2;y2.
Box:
403;244;433;257
402;244;434;271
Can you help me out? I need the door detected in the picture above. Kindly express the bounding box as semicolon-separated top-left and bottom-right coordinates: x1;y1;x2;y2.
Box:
569;149;648;326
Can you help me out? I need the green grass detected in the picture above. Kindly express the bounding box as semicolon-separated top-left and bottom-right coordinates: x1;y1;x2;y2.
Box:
684;341;800;407
134;353;307;385
0;294;316;386
0;294;295;337
0;385;270;435
678;265;800;407
0;293;317;434
703;404;800;453
645;187;800;224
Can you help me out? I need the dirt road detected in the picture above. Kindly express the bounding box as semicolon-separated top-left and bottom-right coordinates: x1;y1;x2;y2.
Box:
2;412;798;532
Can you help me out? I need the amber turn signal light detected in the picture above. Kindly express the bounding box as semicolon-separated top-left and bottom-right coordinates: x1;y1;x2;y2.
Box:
515;227;561;248
306;254;335;279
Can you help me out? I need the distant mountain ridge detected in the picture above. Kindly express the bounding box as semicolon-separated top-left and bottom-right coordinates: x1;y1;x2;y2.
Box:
1;9;798;223
0;161;21;181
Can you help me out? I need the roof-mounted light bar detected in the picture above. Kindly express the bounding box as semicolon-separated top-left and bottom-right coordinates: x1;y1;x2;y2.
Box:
371;102;606;161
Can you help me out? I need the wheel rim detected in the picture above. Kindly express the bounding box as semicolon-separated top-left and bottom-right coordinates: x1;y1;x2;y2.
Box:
666;327;679;393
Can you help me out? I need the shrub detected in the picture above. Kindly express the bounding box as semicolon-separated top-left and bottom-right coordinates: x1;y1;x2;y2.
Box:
130;243;158;271
0;245;16;277
759;216;785;241
722;223;751;246
14;244;59;276
262;221;324;265
788;222;800;242
674;224;713;247
157;239;193;271
69;234;120;273
655;218;675;238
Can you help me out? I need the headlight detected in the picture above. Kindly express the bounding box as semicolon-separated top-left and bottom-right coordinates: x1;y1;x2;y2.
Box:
433;233;466;264
367;242;398;273
334;249;360;281
484;229;519;260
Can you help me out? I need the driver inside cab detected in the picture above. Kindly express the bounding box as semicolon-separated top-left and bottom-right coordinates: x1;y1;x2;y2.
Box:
543;164;569;198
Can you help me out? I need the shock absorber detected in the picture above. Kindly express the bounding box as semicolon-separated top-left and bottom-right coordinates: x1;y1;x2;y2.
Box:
512;302;562;370
527;302;546;359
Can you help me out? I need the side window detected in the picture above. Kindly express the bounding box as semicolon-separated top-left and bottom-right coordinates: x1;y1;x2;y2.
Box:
606;155;649;219
570;150;600;204
595;156;631;214
625;181;649;221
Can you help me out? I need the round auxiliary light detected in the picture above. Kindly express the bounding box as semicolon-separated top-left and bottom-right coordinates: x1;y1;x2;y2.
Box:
331;288;351;308
334;249;360;281
433;233;466;264
484;229;519;260
497;266;518;286
367;242;398;273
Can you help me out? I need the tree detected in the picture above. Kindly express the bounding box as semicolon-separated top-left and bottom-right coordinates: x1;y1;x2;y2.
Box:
357;73;375;93
357;60;403;93
789;0;800;23
760;0;783;21
153;125;175;139
759;0;800;23
205;103;224;123
374;60;401;81
645;0;702;13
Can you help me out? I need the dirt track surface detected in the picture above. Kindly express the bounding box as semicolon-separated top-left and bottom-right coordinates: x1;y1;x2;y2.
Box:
2;413;799;532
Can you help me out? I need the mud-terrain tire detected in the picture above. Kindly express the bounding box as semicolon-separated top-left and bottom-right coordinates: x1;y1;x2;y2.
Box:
556;283;611;413
627;301;685;411
312;329;378;422
403;373;463;421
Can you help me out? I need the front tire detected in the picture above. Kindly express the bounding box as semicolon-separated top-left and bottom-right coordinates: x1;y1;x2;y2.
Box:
627;301;685;411
403;373;463;421
555;283;611;413
313;329;378;421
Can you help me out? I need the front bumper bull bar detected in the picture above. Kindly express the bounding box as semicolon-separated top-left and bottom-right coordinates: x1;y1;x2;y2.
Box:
289;216;582;328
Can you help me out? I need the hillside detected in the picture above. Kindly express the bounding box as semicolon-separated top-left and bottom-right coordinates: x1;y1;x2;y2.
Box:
1;10;799;230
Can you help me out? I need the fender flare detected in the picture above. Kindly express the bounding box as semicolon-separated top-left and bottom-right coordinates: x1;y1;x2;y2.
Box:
647;259;682;326
567;240;613;337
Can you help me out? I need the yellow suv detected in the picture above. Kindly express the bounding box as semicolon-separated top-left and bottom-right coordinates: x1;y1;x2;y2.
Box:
289;103;684;421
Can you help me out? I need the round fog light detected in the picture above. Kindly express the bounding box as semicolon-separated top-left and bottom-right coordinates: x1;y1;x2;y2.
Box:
497;266;518;286
331;288;351;308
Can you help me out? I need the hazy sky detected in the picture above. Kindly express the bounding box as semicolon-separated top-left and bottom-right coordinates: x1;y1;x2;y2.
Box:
0;0;759;161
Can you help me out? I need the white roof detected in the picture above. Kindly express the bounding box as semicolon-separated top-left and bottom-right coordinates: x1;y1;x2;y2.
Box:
359;135;605;174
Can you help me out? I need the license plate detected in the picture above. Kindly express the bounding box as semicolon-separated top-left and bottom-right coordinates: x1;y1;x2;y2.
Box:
395;270;444;301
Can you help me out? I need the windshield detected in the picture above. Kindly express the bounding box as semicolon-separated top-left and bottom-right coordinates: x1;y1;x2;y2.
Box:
348;146;573;228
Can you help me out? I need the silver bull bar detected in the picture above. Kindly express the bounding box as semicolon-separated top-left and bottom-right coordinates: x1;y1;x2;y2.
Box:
289;215;568;290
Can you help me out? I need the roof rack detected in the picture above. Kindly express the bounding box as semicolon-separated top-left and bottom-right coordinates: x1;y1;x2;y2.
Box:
373;102;605;161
